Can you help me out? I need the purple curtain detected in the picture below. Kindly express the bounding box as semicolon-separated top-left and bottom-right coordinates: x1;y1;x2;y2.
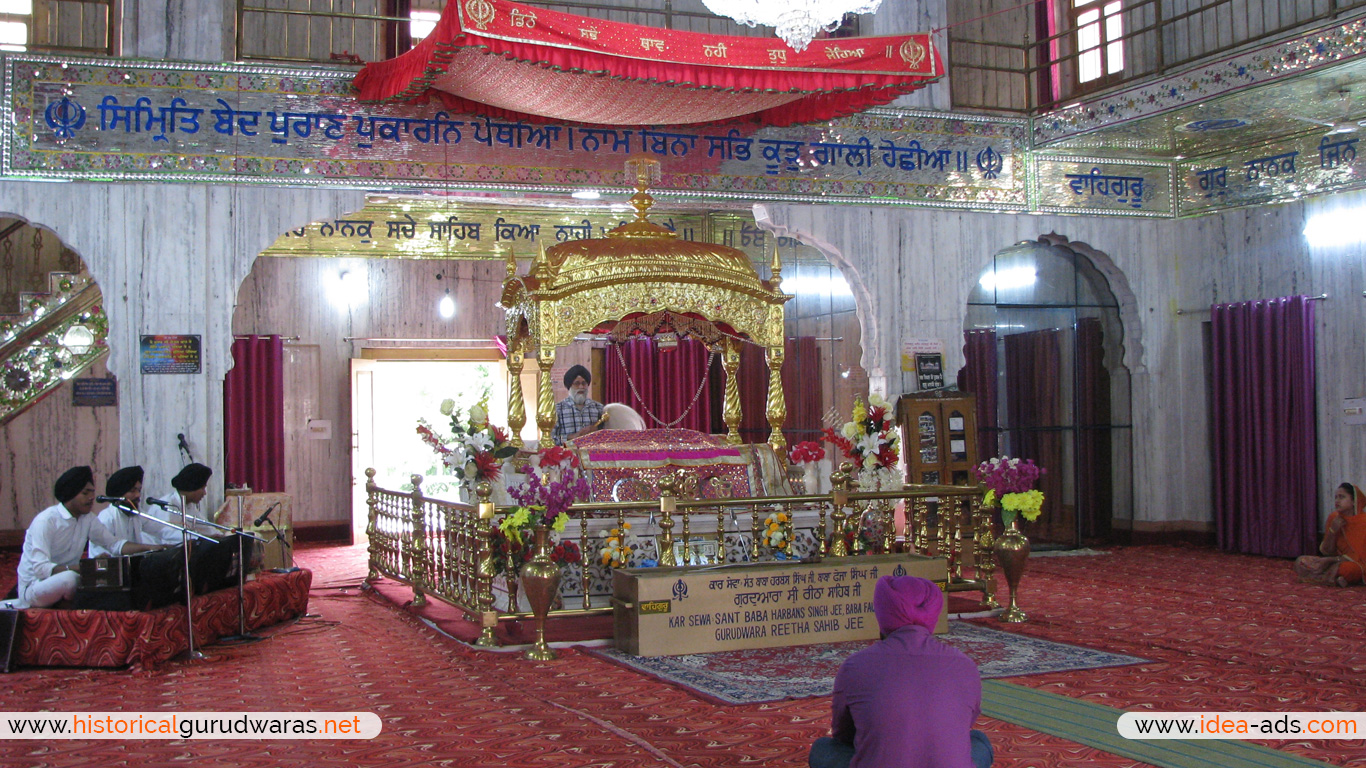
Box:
604;337;713;432
959;329;999;459
1211;295;1318;557
1004;329;1068;544
224;335;286;493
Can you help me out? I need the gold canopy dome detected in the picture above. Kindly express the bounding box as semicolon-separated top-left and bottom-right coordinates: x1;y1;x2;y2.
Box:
500;157;792;452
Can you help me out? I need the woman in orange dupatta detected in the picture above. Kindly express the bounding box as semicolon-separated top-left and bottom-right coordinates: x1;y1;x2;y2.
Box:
1294;483;1366;586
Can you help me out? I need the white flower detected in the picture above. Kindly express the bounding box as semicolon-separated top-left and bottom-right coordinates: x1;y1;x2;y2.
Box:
841;422;860;439
868;392;889;409
462;431;493;453
439;398;455;416
469;404;488;426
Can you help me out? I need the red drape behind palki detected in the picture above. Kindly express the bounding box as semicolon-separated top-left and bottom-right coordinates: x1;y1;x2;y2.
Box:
606;337;713;433
354;0;943;126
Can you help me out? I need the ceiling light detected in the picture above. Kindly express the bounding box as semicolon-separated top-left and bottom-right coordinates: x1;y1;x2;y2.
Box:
979;266;1038;291
1304;207;1366;248
571;190;601;200
330;269;368;309
699;0;880;52
438;290;455;319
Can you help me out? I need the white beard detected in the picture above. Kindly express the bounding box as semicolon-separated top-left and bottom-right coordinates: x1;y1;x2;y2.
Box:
571;391;587;406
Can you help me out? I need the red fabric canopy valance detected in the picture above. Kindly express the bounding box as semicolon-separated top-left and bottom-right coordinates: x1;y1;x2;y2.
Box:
354;0;943;126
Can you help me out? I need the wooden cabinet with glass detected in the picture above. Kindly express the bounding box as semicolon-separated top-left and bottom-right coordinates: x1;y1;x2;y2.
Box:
896;392;978;486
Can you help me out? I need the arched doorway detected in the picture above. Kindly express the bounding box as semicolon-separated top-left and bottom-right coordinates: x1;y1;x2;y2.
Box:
962;237;1133;546
0;216;116;535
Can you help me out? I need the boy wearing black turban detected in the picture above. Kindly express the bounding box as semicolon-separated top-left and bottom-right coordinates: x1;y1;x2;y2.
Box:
146;463;215;546
552;364;605;445
10;466;162;609
90;465;160;558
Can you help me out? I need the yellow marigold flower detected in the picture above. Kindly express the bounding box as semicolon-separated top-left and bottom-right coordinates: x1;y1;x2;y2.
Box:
777;513;789;523
983;489;997;508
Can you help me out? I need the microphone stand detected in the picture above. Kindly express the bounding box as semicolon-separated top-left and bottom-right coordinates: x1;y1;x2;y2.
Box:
176;494;205;661
221;491;269;645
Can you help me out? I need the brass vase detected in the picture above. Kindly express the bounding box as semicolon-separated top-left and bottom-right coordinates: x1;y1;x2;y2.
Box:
519;525;561;661
993;516;1031;623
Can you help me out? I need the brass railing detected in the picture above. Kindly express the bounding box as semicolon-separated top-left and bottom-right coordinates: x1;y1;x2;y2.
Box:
364;464;997;647
949;0;1366;115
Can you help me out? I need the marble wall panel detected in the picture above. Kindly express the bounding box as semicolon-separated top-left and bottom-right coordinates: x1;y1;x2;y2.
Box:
0;359;119;535
759;189;1366;528
0;180;365;536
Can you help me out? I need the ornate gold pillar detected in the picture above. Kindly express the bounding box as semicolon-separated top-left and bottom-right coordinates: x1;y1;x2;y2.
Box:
536;346;557;449
764;343;786;454
507;338;526;449
722;339;742;445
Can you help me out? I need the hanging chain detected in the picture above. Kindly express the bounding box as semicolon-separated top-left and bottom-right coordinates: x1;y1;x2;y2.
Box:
613;343;717;428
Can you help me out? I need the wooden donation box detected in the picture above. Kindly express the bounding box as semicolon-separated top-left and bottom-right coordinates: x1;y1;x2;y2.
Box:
897;392;978;486
215;492;293;570
612;554;947;657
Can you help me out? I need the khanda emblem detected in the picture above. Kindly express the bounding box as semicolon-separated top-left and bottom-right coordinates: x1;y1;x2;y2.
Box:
672;578;689;601
465;0;495;29
892;564;907;577
44;97;86;140
976;146;1005;180
899;39;927;70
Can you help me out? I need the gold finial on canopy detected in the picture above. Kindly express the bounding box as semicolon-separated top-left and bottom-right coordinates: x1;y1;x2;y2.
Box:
503;159;791;452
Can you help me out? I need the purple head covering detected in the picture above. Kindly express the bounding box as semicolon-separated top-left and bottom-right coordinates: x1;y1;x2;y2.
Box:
873;575;943;634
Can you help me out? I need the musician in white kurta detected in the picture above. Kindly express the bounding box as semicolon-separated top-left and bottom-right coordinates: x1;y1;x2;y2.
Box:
14;466;161;609
145;463;215;546
89;465;162;557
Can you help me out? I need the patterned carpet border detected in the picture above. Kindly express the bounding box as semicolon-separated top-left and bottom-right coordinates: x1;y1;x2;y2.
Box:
983;680;1330;768
587;621;1146;705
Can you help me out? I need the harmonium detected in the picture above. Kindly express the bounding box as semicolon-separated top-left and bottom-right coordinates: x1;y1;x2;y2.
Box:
76;553;147;610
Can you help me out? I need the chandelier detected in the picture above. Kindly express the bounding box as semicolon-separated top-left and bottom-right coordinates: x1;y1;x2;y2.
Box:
699;0;884;52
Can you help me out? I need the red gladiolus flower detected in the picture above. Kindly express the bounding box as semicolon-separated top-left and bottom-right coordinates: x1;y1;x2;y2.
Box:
472;451;501;480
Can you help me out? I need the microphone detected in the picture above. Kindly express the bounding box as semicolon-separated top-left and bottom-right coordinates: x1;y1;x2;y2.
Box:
177;433;190;454
96;496;137;514
254;501;282;528
146;497;180;510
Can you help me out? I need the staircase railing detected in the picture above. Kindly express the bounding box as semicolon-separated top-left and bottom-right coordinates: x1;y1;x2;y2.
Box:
0;272;109;426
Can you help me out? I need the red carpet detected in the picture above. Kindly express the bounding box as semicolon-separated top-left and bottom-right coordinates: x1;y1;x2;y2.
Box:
2;543;1363;767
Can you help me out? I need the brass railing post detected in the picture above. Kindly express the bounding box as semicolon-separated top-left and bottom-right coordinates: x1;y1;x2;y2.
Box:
657;474;677;567
364;468;380;583
475;481;500;646
409;474;428;608
974;494;1000;610
827;463;850;557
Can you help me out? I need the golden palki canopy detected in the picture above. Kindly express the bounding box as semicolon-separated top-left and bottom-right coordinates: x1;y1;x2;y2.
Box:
501;157;791;453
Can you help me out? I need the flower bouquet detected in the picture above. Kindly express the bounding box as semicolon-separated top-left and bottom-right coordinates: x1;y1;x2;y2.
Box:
789;440;826;494
508;445;591;519
491;506;580;578
763;511;792;553
599;523;637;568
821;393;900;489
972;456;1046;525
416;397;518;492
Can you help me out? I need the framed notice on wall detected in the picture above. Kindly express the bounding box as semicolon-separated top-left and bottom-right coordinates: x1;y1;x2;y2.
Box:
915;353;944;390
71;377;117;406
140;335;202;374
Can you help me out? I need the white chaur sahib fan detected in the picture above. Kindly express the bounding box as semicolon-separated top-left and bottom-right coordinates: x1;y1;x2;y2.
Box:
1291;89;1366;135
